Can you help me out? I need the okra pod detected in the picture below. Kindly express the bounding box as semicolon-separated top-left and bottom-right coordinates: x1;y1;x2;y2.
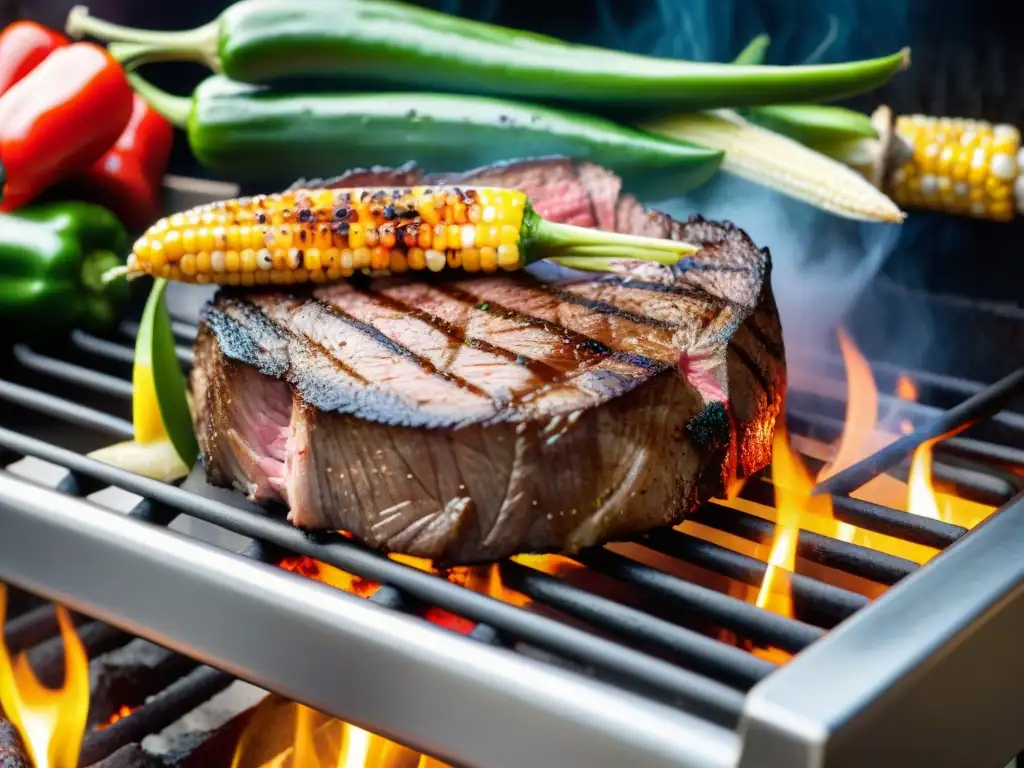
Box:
70;0;909;111
127;73;723;200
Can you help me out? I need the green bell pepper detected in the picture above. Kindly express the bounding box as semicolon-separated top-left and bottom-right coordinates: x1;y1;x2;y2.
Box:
0;201;130;333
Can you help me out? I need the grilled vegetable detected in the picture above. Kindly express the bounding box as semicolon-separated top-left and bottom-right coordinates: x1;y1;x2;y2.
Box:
0;201;129;332
886;114;1021;221
90;277;194;479
71;93;174;231
125;72;723;199
745;104;878;147
641;110;904;222
0;43;133;211
0;20;68;93
69;0;909;111
120;186;697;285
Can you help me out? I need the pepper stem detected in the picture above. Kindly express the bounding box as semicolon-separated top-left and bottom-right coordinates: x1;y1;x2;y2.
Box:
82;250;123;294
67;6;221;70
526;209;697;271
125;72;192;129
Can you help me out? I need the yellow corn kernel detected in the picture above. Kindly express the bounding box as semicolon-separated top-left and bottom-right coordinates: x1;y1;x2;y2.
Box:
371;246;390;270
389;249;409;273
304;248;322;271
224;250;240;272
179;253;196;276
148;240;166;269
497;244;520;269
309;269;326;283
196;252;211;274
242;272;257;286
162;231;183;262
226;226;242;251
480;246;498;272
196;227;214;252
499;225;519;245
408;247;426;270
447;249;462;269
353;247;371;269
433;224;447;250
462;247;480;272
348;223;365;249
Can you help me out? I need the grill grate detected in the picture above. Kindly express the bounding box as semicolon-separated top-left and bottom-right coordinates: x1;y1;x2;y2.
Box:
1;297;1023;765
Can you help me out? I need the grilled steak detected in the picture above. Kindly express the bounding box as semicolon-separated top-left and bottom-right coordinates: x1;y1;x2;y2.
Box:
192;159;785;564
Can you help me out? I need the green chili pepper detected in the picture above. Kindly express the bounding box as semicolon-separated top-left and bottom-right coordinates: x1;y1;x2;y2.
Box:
732;35;879;147
126;72;724;200
746;104;878;147
0;201;129;333
70;0;909;111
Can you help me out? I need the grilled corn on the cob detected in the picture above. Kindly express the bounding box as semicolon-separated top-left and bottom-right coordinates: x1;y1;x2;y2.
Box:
641;110;905;223
887;115;1022;221
124;186;697;285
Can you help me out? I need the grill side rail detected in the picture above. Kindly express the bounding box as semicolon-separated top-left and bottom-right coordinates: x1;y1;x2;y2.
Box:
738;491;1024;768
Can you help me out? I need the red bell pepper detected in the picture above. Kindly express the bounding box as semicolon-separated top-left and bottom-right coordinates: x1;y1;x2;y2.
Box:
0;42;133;211
73;93;174;231
0;20;68;94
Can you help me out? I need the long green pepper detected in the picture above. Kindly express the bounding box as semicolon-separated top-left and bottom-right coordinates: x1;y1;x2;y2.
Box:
125;71;724;199
0;201;129;333
70;0;908;111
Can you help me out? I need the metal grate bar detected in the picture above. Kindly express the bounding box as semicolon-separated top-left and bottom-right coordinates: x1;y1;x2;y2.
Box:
813;367;1024;497
12;345;134;400
3;604;90;655
0;379;132;438
739;479;965;550
574;549;824;653
500;559;776;690
690;504;918;585
637;530;868;625
0;430;747;723
78;665;235;767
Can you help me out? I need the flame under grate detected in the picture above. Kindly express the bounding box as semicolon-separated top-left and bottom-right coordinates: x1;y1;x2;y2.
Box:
0;302;1022;767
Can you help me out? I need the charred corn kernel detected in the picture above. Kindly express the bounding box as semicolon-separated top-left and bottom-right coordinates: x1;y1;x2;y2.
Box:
480;246;498;272
497;244;520;269
408;247;426;270
126;184;696;284
417;226;433;248
348;223;365;249
425;249;446;272
390;249;409;273
890;114;1020;220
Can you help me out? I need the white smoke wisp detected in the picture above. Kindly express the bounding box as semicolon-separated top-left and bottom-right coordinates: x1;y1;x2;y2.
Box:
662;174;902;354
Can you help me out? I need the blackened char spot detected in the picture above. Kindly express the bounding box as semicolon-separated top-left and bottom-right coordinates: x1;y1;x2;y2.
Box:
535;284;678;330
686;401;732;452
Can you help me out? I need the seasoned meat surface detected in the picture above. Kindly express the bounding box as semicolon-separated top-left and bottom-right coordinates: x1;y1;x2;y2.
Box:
193;159;785;563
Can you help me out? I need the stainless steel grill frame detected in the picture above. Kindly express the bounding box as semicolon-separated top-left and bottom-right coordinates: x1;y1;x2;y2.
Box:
0;178;1021;768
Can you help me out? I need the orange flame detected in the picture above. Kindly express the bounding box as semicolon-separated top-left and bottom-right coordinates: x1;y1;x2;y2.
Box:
820;328;880;483
0;586;90;768
907;441;941;521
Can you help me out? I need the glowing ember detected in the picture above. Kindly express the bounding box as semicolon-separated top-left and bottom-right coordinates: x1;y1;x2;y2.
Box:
96;704;136;731
279;556;379;598
0;586;89;768
896;375;919;401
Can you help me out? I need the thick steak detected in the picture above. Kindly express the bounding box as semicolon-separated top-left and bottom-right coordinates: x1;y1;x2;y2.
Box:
192;159;785;564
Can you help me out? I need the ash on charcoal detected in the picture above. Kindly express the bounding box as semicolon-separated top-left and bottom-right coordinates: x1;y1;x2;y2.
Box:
88;743;163;768
0;717;28;768
142;681;267;759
